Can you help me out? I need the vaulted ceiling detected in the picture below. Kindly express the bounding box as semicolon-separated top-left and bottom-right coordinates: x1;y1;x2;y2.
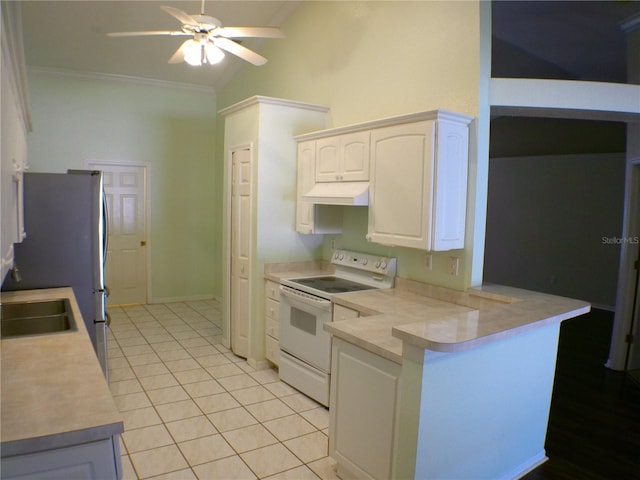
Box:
19;1;640;93
20;1;297;91
492;0;639;83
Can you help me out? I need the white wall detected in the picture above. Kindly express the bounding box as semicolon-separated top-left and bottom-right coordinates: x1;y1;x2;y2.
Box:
25;71;218;302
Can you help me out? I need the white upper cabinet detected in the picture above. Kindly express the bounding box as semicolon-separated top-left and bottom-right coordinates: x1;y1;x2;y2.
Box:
296;140;343;234
1;2;31;280
295;110;471;247
316;131;370;182
367;113;471;251
296;141;317;234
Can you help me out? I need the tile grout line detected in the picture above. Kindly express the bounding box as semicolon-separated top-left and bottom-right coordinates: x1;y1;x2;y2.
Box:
109;301;329;479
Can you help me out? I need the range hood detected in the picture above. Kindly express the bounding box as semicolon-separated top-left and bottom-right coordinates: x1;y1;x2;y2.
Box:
302;181;369;206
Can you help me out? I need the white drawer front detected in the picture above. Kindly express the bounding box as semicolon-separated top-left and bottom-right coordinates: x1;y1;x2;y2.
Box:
265;280;281;301
266;317;280;339
266;335;280;366
265;297;280;322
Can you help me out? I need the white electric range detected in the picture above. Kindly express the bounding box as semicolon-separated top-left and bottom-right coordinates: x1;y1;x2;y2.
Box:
278;250;396;406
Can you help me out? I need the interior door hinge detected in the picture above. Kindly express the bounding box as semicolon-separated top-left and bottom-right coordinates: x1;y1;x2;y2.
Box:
626;334;634;344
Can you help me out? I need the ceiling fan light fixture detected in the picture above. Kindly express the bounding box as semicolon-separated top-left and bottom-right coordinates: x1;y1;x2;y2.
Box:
109;3;283;67
204;42;225;64
183;39;203;66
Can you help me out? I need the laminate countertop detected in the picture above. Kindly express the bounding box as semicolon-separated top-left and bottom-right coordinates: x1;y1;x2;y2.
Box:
265;271;590;364
1;288;123;457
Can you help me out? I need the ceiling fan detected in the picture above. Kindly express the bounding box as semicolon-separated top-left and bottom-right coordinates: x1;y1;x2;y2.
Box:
107;1;284;66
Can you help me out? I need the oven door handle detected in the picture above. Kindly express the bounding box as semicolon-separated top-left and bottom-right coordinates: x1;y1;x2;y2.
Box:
280;285;333;311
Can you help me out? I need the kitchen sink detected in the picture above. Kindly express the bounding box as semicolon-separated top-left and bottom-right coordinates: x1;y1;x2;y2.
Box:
1;299;77;338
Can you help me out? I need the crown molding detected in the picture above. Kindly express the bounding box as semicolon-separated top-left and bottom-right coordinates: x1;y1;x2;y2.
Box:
2;1;32;131
27;66;216;95
219;95;328;116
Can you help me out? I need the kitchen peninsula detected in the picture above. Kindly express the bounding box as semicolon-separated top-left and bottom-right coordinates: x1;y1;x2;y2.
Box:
265;267;589;480
1;288;123;479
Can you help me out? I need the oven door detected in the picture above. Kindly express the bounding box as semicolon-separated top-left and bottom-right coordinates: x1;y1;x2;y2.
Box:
279;285;332;373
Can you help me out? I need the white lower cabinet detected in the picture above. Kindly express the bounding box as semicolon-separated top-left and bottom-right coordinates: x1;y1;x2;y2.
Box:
265;280;281;366
1;436;122;480
329;337;401;480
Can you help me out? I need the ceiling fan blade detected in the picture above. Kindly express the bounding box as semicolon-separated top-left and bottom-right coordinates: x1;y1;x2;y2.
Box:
218;26;284;38
168;40;190;64
214;37;267;66
161;6;199;25
107;30;188;37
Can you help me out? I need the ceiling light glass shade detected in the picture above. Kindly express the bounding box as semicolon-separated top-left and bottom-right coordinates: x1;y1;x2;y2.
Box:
183;39;204;66
204;43;224;64
183;39;224;66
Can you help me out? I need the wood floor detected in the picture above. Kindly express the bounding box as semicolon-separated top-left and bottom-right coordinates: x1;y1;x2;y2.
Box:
523;309;640;480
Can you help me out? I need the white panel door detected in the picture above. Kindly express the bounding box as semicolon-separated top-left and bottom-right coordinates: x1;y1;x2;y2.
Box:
91;163;147;306
231;149;252;359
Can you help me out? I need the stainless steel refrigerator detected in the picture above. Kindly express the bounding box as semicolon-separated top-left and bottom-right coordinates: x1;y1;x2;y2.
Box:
2;170;110;376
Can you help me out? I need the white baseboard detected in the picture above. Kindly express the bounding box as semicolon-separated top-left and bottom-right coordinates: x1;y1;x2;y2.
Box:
248;358;273;371
148;294;216;304
499;451;548;480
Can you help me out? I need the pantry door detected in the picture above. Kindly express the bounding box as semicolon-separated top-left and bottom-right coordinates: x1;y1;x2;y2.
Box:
230;148;252;358
89;162;147;306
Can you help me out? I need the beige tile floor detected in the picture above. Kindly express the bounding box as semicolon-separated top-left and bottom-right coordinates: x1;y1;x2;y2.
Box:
107;300;338;480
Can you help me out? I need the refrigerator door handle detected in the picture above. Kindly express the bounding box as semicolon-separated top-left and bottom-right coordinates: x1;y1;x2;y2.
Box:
95;312;111;326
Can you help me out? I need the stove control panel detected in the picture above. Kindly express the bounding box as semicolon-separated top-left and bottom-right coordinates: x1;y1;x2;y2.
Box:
331;250;397;276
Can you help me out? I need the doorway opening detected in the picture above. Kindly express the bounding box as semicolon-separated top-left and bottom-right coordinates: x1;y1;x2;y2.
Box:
88;161;148;306
483;116;631;372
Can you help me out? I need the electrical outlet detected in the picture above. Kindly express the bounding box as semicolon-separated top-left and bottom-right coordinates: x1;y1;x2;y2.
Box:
449;256;459;276
424;253;432;270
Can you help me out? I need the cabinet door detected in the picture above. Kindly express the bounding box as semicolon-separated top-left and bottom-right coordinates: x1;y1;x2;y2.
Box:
330;338;401;480
316;137;341;182
0;438;119;480
340;131;370;182
367;121;435;249
296;141;343;235
1;55;28;279
265;280;280;365
431;120;469;251
296;141;317;234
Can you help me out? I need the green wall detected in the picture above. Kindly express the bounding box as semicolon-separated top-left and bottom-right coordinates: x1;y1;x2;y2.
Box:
26;72;218;302
25;1;484;303
216;1;482;290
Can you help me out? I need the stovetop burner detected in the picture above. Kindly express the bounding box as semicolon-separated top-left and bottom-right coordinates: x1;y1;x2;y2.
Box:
288;276;376;294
